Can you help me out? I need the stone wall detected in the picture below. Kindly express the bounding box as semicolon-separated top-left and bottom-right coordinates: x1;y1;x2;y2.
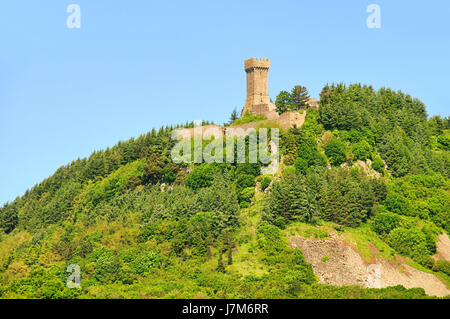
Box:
174;111;307;139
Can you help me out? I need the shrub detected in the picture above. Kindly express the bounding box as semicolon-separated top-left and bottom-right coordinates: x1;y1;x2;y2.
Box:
257;225;287;256
415;255;435;269
239;187;255;204
433;260;450;275
371;212;402;235
131;252;168;275
384;192;412;216
351;140;372;161
273;216;287;229
236;174;256;193
260;176;272;191
321;168;379;227
263;174;319;224
294;157;308;175
294;136;327;174
93;250;121;283
185;164;223;191
437;134;450;151
324;139;347;166
387;227;431;260
236;163;260;177
232;111;266;125
372;156;385;173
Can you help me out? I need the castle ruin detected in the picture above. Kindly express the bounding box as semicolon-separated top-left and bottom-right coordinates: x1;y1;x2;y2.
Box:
175;57;318;139
242;58;278;120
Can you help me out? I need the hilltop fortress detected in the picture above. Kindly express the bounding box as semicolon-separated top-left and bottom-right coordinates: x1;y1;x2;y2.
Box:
242;58;278;120
176;57;318;138
242;57;318;119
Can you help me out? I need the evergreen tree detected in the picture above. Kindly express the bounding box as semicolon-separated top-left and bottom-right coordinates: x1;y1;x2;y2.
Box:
227;248;233;265
229;108;238;124
275;91;293;115
217;251;225;273
291;85;310;110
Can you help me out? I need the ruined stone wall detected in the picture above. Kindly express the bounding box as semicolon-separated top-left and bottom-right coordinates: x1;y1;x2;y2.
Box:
174;111;307;140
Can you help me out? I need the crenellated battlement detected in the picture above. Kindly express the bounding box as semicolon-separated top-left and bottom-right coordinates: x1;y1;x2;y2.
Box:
242;57;275;118
244;57;270;71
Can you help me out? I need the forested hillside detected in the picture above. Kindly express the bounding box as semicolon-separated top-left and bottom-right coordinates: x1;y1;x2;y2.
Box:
0;84;449;298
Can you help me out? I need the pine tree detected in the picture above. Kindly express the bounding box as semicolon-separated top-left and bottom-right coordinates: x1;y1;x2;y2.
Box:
227;248;233;265
229;108;238;124
220;229;235;265
217;251;225;273
291;85;310;110
205;235;213;260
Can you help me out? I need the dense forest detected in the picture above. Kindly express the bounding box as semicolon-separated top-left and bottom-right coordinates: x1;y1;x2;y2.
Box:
0;83;449;298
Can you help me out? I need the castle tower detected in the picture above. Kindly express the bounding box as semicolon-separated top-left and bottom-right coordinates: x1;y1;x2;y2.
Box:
242;57;278;119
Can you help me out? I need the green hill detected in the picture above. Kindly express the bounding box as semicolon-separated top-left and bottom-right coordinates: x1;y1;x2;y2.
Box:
0;83;449;299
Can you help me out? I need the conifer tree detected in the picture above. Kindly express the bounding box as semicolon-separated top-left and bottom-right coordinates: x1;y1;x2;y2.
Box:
291;85;310;110
229;108;238;124
217;251;225;273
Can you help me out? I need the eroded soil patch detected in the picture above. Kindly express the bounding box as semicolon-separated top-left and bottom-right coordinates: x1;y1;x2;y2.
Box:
290;237;450;297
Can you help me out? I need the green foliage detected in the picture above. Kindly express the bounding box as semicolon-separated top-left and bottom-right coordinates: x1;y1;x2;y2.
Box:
351;140;372;161
259;176;272;191
0;83;448;299
239;187;255;205
142;157;178;185
372;156;385;173
196;174;240;230
93;250;121;283
236;175;256;194
281;120;326;174
0;204;18;234
229;108;238;124
437;133;450;151
379;131;413;177
3;267;81;299
275;86;310;115
131;251;169;275
387;228;435;262
371;212;402;235
257;225;287;256
324;138;347;166
383;192;412;216
321;168;383;227
290;85;310;111
433;260;450;275
381;173;449;231
263;174;319;225
294;139;327;175
216;252;225;273
318;83;436;177
275;91;293;115
319;83;372;131
231;111;266;126
185;164;223;191
294;157;308;175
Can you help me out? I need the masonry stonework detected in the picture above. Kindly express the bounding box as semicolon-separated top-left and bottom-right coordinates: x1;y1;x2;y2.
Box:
241;58;279;120
174;57;318;139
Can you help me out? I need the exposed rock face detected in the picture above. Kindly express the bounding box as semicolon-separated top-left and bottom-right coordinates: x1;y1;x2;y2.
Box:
289;237;450;297
433;233;450;262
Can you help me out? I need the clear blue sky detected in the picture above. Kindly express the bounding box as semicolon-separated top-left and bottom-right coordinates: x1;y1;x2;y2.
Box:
0;0;449;206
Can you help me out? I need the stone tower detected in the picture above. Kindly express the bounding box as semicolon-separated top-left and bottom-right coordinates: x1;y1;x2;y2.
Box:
242;58;278;119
